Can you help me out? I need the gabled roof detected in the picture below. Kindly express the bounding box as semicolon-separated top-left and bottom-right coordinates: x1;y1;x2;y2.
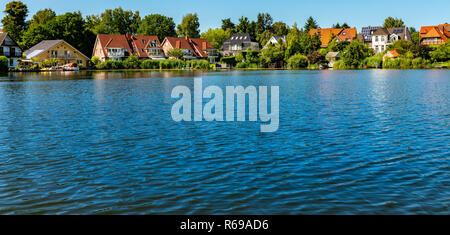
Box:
372;28;390;36
163;37;215;57
360;26;382;41
129;35;161;57
310;28;357;47
0;32;22;48
326;51;340;58
386;49;400;58
96;34;132;57
24;40;89;60
420;24;450;42
224;33;256;44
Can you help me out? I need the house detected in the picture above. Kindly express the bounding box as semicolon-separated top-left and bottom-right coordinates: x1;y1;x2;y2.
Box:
221;33;260;56
24;40;89;67
383;49;400;61
419;24;450;45
309;28;357;48
161;36;217;63
371;27;411;54
263;36;286;48
92;34;165;61
358;26;382;47
0;32;23;68
325;52;340;68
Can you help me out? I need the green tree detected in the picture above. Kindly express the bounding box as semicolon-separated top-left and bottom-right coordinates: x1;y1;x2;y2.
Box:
201;28;231;50
341;40;371;68
236;16;251;34
1;1;28;42
0;56;9;72
332;22;350;28
272;21;289;36
260;42;285;67
287;54;309;69
177;13;200;38
255;13;273;35
138;14;176;41
90;8;141;34
284;23;302;60
299;32;321;55
430;41;450;62
304;16;318;32
167;48;185;59
256;30;273;47
221;18;235;32
327;37;350;52
29;8;56;26
383;17;405;28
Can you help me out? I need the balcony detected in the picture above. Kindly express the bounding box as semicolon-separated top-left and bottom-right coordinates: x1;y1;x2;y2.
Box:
50;54;78;59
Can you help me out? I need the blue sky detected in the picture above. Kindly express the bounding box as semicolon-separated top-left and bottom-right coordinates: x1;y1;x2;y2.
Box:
1;0;449;32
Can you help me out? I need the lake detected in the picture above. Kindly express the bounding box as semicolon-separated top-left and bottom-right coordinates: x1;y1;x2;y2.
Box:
0;70;448;214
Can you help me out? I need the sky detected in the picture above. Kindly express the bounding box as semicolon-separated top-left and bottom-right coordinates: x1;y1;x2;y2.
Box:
0;0;449;32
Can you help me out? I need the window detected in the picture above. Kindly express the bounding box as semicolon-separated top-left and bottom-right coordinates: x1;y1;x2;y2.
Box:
142;39;146;44
375;36;379;42
10;59;13;66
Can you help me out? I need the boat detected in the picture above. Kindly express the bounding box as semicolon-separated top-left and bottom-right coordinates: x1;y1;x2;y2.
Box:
62;63;80;71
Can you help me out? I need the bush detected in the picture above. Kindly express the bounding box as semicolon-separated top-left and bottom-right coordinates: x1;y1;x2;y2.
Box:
123;55;141;69
91;56;101;66
0;56;8;73
363;55;383;68
141;60;161;69
287;54;309;69
160;59;185;69
333;60;347;70
186;60;210;70
96;60;125;69
236;62;247;68
219;56;237;66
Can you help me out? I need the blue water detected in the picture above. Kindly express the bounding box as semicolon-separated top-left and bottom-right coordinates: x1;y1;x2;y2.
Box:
0;70;448;214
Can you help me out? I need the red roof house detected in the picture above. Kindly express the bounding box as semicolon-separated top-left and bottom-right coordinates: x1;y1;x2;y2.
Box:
419;24;450;45
161;36;217;63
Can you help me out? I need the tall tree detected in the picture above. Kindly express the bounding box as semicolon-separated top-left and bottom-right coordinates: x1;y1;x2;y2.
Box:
91;8;141;35
1;1;28;41
29;8;56;26
304;16;318;32
138;14;176;41
177;13;200;38
201;28;231;50
383;17;405;28
255;13;273;35
221;18;235;32
284;23;301;60
236;16;251;34
272;21;289;36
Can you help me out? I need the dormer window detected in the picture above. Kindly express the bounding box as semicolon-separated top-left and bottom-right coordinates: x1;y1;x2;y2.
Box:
142;39;146;44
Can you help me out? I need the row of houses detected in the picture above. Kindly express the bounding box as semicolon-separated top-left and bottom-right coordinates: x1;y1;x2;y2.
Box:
0;23;448;68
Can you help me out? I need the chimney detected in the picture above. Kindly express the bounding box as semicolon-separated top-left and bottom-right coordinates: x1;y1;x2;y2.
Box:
176;40;181;48
202;41;207;50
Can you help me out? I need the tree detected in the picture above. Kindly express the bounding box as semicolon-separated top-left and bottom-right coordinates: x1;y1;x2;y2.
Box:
430;41;450;62
29;9;56;26
1;1;28;42
221;18;235;32
341;40;371;68
236;16;251;34
383;17;405;28
260;42;285;67
304;16;318;32
284;23;301;60
255;13;273;35
287;54;309;69
167;48;185;59
138;14;176;41
409;27;420;44
90;8;141;35
256;30;273;47
299;32;321;55
0;56;9;72
272;22;289;36
332;22;350;28
201;28;231;50
307;51;326;65
327;37;350;52
177;13;200;38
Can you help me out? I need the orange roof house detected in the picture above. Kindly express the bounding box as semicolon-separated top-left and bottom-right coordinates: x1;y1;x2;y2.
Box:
92;34;164;61
310;28;358;48
383;49;400;62
419;24;450;45
161;36;217;63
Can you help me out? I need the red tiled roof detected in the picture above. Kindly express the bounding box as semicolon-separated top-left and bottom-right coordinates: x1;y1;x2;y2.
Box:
96;34;132;57
420;24;450;42
164;37;215;57
129;35;161;57
310;28;357;47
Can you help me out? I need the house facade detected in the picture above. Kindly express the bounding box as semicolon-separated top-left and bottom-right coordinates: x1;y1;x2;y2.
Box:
24;40;89;67
419;24;450;45
161;36;217;63
358;26;382;47
371;27;411;54
0;33;23;68
263;36;286;49
309;28;357;48
221;33;260;56
92;34;165;61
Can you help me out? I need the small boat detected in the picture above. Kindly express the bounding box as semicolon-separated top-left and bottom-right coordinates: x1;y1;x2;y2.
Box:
62;63;80;71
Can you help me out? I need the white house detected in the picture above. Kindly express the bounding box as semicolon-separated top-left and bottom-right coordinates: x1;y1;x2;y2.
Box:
371;27;411;54
0;32;23;68
263;36;287;49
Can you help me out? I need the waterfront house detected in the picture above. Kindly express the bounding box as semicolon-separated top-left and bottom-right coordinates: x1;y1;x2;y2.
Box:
221;33;260;56
161;36;217;63
358;26;382;47
309;28;357;48
419;24;450;45
371;27;411;54
93;34;165;61
263;36;287;49
383;49;400;61
0;32;23;68
325;52;340;68
24;40;89;67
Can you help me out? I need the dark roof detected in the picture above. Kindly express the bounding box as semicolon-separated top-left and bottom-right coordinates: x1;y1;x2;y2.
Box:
360;26;382;41
372;28;390;36
224;33;256;44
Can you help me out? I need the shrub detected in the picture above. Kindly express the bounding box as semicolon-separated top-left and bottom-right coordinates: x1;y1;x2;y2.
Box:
363;55;383;68
236;62;247;68
91;56;101;66
0;56;8;73
333;60;347;70
287;54;309;69
96;60;125;69
123;55;141;69
160;59;185;69
167;48;185;59
141;60;161;69
186;60;210;70
219;56;237;66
